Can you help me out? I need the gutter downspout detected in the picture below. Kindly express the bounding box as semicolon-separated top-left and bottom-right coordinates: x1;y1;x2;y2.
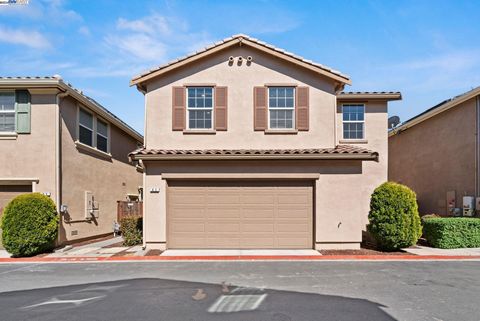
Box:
55;92;68;212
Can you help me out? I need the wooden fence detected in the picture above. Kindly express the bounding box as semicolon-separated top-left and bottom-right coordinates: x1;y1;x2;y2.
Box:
117;201;143;221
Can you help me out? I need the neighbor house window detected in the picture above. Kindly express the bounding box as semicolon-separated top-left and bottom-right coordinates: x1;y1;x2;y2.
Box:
268;87;295;129
187;87;213;129
342;104;365;139
79;108;94;146
0;92;15;132
96;119;108;153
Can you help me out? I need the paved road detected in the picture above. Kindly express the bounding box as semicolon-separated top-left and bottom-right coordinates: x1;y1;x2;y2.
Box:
0;260;478;321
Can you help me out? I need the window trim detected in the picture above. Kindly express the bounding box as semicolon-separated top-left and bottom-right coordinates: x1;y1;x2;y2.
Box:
77;105;111;156
267;86;296;130
0;91;16;133
186;86;215;131
341;103;366;140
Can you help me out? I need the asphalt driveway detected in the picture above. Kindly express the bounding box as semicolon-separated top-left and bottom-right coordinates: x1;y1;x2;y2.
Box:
0;260;478;321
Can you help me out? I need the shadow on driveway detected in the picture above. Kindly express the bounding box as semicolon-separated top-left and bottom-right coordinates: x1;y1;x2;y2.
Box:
0;278;396;321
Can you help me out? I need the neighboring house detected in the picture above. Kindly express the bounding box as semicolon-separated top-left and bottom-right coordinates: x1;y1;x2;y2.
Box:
129;34;400;250
389;87;480;215
0;77;143;246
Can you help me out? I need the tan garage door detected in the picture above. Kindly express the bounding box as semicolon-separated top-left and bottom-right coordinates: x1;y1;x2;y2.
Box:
167;181;313;249
0;185;32;249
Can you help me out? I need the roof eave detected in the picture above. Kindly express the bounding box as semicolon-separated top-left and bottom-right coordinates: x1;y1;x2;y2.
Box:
0;78;144;143
130;153;378;161
337;93;402;101
389;87;480;137
130;36;351;88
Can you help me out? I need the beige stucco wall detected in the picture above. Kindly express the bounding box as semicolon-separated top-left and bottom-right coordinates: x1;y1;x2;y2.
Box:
143;160;370;250
389;97;477;215
0;93;57;199
59;96;143;243
144;45;338;149
140;44;389;249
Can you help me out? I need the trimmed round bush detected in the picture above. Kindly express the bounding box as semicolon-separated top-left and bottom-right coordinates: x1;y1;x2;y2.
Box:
367;182;422;251
1;193;58;257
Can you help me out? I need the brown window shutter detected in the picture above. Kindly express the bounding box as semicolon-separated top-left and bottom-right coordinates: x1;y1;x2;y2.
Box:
296;86;309;131
254;86;267;130
214;86;228;131
172;86;185;131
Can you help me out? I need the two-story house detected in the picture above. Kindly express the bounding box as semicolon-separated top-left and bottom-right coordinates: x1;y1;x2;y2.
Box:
0;76;143;246
129;35;401;250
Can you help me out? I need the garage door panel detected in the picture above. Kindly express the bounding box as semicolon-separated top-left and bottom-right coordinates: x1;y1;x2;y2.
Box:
206;237;241;247
242;194;275;205
277;208;310;219
170;222;205;233
206;208;241;219
243;208;274;218
242;237;275;248
277;223;310;232
206;193;241;205
171;207;206;218
205;222;240;232
169;192;205;205
242;222;275;233
168;181;312;249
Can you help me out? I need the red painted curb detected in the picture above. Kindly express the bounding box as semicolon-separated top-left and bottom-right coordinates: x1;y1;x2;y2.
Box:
0;254;479;263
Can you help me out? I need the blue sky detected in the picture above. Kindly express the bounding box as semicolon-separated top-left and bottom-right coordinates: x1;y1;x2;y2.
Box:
0;0;479;134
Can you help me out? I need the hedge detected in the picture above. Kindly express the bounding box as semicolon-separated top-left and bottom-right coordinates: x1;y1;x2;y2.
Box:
367;182;422;251
1;193;58;257
423;218;480;249
120;216;142;246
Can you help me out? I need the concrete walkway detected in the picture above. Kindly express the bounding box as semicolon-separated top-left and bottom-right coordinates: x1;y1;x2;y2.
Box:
403;245;480;256
46;236;148;258
161;249;321;256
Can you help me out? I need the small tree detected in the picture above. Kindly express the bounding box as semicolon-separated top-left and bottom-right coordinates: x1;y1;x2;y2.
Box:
367;182;422;251
1;193;58;257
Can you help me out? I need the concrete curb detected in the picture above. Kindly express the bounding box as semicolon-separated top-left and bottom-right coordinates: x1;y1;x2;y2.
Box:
1;254;480;263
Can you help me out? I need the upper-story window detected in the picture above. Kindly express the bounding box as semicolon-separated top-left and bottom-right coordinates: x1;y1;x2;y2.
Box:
79;107;110;153
268;87;295;129
79;108;94;146
96;119;109;153
342;104;365;139
187;87;213;130
0;92;15;132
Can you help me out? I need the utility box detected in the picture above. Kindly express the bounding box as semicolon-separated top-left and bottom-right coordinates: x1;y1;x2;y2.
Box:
85;191;100;220
476;197;480;215
463;196;475;217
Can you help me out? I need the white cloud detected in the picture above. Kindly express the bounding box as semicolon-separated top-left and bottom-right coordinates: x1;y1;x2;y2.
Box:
0;25;50;49
78;26;91;36
105;33;166;61
0;0;82;23
117;13;170;35
104;13;213;64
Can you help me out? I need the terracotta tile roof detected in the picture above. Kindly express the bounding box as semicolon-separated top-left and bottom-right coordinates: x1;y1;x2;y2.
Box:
130;145;378;160
131;34;350;85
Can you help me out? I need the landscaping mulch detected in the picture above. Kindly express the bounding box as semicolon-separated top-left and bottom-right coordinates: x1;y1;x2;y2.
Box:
146;249;162;256
103;241;125;248
319;248;412;256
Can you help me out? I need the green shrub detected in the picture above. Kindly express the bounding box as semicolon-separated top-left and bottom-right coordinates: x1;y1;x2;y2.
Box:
423;217;480;249
120;216;142;246
367;182;422;251
1;193;58;257
421;214;441;225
